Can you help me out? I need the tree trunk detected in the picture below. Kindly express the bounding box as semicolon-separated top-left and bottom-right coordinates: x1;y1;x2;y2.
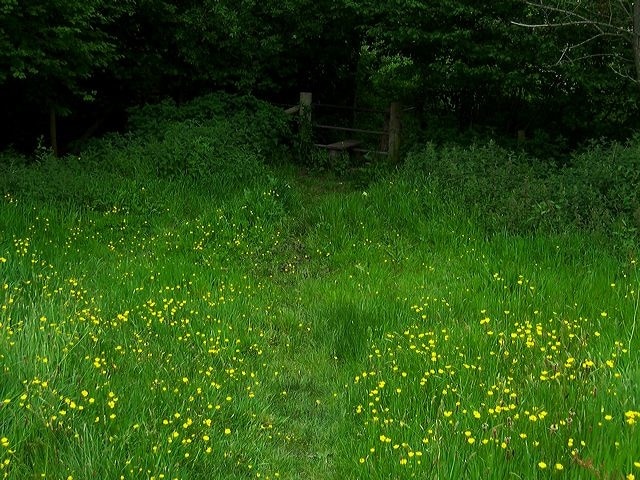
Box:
49;107;59;157
634;0;640;84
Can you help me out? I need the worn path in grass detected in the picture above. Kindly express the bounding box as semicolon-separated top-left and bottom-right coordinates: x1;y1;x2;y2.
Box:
259;168;367;479
264;166;477;477
264;166;640;479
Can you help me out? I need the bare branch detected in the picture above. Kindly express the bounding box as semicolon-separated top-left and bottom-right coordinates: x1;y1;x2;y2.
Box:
608;2;615;27
554;41;631;65
609;62;639;84
512;19;631;37
567;52;624;63
521;0;631;35
618;0;632;19
564;32;629;52
513;0;640;87
618;0;632;18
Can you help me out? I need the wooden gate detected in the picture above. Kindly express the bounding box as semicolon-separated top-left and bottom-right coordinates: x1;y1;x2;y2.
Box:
284;92;402;163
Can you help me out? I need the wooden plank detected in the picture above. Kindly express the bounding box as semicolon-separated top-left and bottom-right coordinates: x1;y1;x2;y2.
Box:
284;105;300;115
299;92;313;163
352;148;389;155
313;103;388;114
50;107;58;157
313;124;386;135
315;139;363;151
324;139;362;150
517;129;526;142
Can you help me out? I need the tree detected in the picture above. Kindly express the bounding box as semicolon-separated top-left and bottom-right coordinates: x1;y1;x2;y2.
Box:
345;0;640;144
172;0;361;99
513;1;640;85
2;0;638;152
350;1;554;132
0;0;123;154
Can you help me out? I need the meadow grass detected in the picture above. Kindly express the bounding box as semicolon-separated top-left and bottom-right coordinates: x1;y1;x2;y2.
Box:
0;152;638;480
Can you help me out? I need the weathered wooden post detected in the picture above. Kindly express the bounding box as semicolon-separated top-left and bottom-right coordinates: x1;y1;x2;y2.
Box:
300;92;312;124
388;102;401;163
50;107;59;157
298;92;313;164
517;129;526;143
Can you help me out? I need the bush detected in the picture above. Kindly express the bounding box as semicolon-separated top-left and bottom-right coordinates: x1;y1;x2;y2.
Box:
127;93;291;162
74;92;293;187
0;92;294;215
0;150;139;211
402;140;640;242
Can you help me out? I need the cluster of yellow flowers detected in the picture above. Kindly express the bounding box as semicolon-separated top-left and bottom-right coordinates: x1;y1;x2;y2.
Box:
351;275;638;477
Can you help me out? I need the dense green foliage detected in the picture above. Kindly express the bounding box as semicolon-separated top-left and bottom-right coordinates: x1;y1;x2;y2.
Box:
1;95;292;216
403;141;640;242
2;93;639;243
0;0;121;100
2;0;640;151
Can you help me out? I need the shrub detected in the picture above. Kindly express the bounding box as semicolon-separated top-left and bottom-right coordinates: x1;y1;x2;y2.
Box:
0;92;294;215
127;93;291;162
402;139;640;242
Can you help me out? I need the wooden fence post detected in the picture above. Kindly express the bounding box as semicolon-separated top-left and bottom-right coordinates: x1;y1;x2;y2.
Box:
298;92;313;163
517;129;526;143
388;102;401;163
300;92;312;124
50;107;59;157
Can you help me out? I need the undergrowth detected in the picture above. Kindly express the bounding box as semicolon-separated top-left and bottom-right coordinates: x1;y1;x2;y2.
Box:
403;140;640;246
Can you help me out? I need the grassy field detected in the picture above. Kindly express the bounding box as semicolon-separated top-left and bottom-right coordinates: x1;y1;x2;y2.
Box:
1;105;639;479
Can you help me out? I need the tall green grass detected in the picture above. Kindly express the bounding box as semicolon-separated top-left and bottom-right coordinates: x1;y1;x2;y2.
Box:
1;96;638;479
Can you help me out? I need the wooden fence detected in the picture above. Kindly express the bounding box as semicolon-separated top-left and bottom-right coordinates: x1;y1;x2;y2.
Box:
284;92;402;163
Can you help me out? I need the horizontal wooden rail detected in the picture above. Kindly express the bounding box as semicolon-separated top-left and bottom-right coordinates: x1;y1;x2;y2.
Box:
314;139;362;150
313;124;386;135
288;92;402;163
312;103;388;114
352;148;388;155
314;144;389;157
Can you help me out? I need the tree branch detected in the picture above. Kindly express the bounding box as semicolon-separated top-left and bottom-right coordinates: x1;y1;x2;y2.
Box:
567;52;625;63
520;0;632;36
552;32;629;66
513;0;640;87
618;0;632;20
564;31;629;52
512;19;631;38
609;62;639;84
